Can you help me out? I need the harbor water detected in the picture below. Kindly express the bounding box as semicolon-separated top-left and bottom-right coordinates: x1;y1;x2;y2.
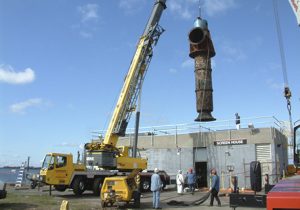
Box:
0;167;40;184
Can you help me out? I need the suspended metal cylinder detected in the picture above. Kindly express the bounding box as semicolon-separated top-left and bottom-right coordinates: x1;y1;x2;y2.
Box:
188;17;216;122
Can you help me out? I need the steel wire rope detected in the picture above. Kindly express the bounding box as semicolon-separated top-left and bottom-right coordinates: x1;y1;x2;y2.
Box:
100;70;128;139
272;0;289;87
272;0;294;149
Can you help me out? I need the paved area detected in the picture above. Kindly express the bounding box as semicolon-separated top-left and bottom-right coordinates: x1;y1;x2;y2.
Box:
3;184;264;210
138;189;254;210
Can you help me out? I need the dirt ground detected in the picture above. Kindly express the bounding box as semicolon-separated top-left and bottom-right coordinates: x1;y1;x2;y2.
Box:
0;184;262;210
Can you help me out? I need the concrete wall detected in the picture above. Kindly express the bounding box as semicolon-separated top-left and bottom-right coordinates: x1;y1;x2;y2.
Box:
206;143;256;189
140;148;193;178
118;127;288;189
272;128;289;182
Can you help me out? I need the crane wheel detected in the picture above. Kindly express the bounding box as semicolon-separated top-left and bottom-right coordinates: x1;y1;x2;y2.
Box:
93;178;103;196
73;177;85;196
141;180;150;192
30;181;38;189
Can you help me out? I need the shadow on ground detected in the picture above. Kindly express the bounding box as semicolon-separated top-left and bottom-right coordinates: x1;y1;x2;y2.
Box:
54;192;97;199
0;203;38;210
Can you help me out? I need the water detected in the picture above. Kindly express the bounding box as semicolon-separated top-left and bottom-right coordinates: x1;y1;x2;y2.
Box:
0;168;40;184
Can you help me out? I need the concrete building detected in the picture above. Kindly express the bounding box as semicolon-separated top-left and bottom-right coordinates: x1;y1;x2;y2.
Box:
118;117;288;189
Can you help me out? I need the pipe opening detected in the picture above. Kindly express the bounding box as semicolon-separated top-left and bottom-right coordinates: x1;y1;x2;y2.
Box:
189;28;204;44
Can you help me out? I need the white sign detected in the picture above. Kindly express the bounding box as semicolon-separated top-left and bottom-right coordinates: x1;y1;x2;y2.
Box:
214;139;247;146
86;156;94;161
289;0;300;26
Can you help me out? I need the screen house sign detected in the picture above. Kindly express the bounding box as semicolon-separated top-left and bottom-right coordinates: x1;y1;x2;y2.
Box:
214;139;247;146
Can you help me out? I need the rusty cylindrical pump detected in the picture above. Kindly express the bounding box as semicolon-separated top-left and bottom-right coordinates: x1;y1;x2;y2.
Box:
188;17;216;122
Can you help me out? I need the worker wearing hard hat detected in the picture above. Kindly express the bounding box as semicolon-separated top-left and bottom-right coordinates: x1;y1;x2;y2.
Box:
151;168;162;209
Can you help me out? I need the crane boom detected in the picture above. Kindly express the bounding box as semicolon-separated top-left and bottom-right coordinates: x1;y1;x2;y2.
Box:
104;0;166;147
85;0;166;170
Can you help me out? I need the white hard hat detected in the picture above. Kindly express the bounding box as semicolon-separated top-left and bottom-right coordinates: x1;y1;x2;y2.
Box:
154;168;159;173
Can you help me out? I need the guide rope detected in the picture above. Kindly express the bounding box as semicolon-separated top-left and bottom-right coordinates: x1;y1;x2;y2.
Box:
273;0;293;120
272;0;294;154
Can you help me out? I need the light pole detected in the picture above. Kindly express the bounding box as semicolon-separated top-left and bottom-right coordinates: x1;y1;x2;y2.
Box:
177;147;182;170
225;151;231;188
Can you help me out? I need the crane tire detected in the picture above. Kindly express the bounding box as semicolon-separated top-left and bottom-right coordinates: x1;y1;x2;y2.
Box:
93;178;103;196
73;177;85;196
141;180;150;192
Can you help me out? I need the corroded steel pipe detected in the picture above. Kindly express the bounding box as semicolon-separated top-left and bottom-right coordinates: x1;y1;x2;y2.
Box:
188;17;216;122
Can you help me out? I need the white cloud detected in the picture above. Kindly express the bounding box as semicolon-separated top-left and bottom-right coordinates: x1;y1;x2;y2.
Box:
266;79;283;90
78;4;99;23
168;0;237;20
181;59;194;68
79;144;84;149
168;0;193;20
79;31;93;38
10;98;43;114
119;0;146;14
169;68;178;73
76;4;100;38
0;66;35;84
203;0;237;17
56;142;81;148
220;41;247;63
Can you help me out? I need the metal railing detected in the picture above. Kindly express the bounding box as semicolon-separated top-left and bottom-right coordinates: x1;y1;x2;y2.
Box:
93;116;288;138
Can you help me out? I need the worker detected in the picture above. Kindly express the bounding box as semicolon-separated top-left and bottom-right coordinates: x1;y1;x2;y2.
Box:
151;168;162;209
187;168;196;194
209;168;221;207
176;170;184;195
235;113;241;130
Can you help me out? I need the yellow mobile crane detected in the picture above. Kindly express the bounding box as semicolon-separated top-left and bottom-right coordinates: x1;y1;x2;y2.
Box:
40;0;166;196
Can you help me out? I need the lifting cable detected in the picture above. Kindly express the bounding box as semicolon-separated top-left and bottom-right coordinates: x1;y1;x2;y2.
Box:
272;0;293;131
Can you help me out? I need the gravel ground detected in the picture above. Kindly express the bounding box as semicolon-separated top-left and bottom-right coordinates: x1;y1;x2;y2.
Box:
0;184;264;210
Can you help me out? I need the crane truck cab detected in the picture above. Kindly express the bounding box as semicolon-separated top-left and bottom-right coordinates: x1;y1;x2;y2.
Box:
40;153;85;193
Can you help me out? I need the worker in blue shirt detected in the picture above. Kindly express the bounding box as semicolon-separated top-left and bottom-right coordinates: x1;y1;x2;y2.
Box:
151;168;162;209
210;168;221;207
187;168;196;194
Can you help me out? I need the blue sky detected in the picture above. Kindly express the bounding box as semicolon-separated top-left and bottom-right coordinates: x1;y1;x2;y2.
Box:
0;0;299;167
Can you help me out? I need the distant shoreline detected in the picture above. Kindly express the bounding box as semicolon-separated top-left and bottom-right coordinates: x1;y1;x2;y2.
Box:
1;166;41;170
